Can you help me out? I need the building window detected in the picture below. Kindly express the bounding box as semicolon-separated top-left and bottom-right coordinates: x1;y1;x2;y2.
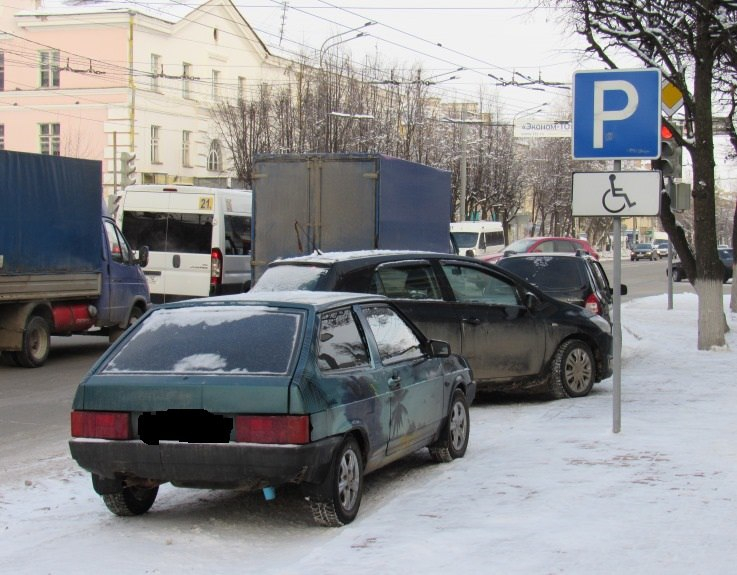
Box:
207;139;222;172
151;54;161;91
151;125;160;164
182;62;191;98
40;50;60;88
212;70;221;100
0;52;4;92
40;123;60;155
0;124;5;150
182;131;191;167
237;76;246;101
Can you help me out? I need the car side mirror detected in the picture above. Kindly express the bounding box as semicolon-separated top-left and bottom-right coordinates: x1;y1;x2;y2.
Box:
136;245;149;268
620;284;628;296
524;291;540;310
428;340;450;358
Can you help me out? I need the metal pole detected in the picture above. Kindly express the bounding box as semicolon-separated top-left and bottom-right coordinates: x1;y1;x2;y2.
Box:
459;109;467;221
667;176;674;310
612;159;622;434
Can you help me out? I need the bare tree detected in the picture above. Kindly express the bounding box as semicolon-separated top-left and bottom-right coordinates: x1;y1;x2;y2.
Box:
555;0;734;349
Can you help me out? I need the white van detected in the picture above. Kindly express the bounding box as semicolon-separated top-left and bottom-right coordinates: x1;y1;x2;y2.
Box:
114;185;252;303
450;221;505;257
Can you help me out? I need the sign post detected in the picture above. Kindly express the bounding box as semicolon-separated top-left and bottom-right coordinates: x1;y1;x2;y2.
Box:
572;68;661;433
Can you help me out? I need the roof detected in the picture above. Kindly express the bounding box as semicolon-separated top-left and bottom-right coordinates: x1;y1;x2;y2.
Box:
160;290;388;312
267;250;461;266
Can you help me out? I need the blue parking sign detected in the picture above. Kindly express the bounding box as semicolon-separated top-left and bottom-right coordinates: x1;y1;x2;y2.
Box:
572;69;661;160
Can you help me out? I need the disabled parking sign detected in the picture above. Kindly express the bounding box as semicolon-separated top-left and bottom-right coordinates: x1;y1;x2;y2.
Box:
572;69;661;159
572;171;661;216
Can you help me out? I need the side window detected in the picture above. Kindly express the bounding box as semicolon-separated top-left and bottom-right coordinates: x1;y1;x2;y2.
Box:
590;261;611;292
224;215;251;255
440;263;520;306
535;240;555;253
104;220;131;263
317;308;370;372
371;264;441;300
363;305;423;364
555;240;578;253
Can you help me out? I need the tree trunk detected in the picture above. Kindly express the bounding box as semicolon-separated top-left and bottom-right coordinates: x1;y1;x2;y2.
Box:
693;6;726;349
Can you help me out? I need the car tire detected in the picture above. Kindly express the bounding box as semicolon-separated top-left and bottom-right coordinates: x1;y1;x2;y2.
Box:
550;340;595;399
101;485;158;516
309;436;363;527
16;315;51;368
672;268;683;282
109;306;143;343
429;389;470;463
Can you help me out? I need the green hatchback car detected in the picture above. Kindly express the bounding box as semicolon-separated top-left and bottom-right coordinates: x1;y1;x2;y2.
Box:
69;291;475;526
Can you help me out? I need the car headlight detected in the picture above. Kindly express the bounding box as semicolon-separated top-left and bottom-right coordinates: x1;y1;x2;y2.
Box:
588;313;612;334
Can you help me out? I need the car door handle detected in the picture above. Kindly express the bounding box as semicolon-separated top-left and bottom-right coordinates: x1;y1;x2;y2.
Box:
388;373;401;390
462;317;481;325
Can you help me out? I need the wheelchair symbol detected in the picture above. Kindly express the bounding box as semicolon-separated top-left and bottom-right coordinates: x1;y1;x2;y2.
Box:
602;174;637;213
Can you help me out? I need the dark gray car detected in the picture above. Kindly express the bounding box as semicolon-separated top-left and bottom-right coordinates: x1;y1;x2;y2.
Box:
252;251;613;399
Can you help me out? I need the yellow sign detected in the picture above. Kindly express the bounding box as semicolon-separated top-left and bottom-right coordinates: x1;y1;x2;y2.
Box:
198;196;214;210
662;80;684;116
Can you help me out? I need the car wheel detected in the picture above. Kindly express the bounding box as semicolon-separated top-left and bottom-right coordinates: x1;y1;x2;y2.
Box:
16;315;51;368
109;306;143;343
550;340;595;399
672;268;683;282
309;436;363;527
101;485;158;516
429;389;470;462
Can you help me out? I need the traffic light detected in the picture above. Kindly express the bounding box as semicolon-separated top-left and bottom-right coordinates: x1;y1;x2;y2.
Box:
120;152;137;188
651;124;682;179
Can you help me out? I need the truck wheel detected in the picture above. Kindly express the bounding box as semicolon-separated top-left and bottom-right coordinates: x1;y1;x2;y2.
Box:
101;485;158;516
309;437;363;527
109;307;143;343
17;315;51;368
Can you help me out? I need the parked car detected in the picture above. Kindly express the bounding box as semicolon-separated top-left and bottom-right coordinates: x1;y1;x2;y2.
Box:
69;291;475;527
630;242;659;261
495;252;626;323
482;236;599;264
252;251;613;399
669;247;734;283
654;241;671;258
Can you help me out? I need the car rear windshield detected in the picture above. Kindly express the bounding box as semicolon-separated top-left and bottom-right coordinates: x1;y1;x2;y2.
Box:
253;265;329;291
122;211;213;254
101;306;303;375
499;257;586;290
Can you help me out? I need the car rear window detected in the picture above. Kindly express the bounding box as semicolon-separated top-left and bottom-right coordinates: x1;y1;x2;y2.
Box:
499;257;586;290
101;306;303;375
253;265;329;291
122;211;213;254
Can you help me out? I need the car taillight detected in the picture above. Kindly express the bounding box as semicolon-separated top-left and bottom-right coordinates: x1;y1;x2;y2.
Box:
71;411;131;439
211;248;223;286
234;415;310;444
585;293;602;315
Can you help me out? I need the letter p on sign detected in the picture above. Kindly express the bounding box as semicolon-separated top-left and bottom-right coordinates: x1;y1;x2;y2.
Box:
572;68;660;160
593;80;638;149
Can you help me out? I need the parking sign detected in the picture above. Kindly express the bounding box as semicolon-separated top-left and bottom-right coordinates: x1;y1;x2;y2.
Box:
572;69;661;160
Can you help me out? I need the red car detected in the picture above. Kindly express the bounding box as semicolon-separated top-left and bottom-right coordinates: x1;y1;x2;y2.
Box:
481;236;600;264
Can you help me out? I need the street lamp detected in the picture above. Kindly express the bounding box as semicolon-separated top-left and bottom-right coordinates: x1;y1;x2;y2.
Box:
511;103;548;134
319;22;375;68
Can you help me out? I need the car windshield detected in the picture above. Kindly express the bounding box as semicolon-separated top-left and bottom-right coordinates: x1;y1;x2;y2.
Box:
503;238;539;253
101;306;303;374
450;232;479;248
499;257;586;290
253;265;328;291
635;243;651;249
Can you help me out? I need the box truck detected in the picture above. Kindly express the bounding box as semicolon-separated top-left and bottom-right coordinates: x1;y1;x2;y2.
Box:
250;153;452;282
0;151;150;367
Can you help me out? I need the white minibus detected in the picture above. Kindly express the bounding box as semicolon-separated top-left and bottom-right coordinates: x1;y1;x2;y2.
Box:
450;221;505;257
114;185;252;303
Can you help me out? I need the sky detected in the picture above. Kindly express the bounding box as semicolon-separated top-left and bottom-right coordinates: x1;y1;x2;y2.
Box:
1;291;737;574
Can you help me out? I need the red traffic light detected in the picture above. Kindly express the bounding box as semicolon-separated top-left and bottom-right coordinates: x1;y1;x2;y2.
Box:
661;124;674;139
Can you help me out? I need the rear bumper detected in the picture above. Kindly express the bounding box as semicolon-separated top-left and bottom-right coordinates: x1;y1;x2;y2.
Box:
69;435;342;490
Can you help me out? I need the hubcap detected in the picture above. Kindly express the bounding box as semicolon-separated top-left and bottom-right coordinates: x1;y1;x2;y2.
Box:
449;401;468;450
338;448;360;511
565;348;593;392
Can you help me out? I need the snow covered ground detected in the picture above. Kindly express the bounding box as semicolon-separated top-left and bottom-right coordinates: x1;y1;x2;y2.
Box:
1;293;736;574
